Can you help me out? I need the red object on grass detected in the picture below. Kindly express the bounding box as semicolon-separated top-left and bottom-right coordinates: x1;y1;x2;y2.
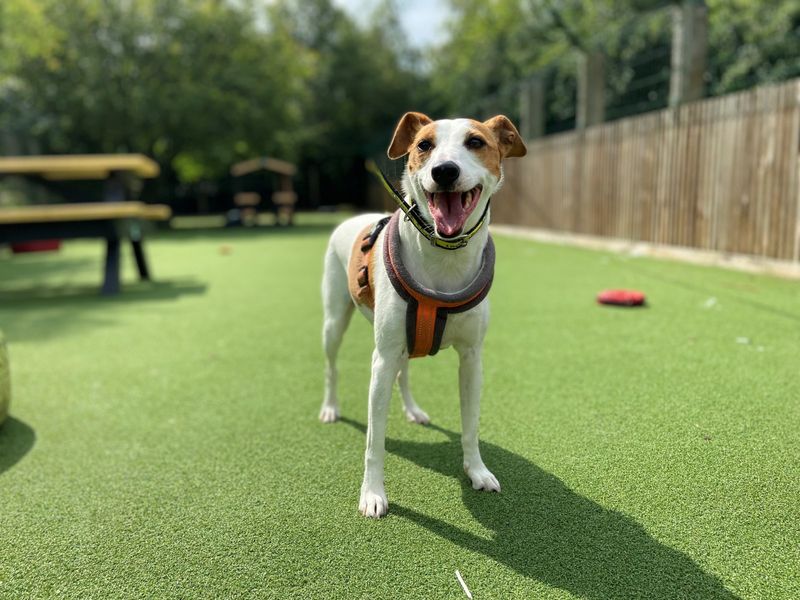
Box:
10;240;62;254
597;289;646;307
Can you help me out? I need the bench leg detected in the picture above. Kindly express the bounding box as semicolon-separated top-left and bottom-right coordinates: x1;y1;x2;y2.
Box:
102;237;121;296
131;239;151;281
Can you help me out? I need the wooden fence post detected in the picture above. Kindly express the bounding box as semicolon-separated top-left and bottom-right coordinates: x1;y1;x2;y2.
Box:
577;50;605;129
519;77;545;140
670;0;708;106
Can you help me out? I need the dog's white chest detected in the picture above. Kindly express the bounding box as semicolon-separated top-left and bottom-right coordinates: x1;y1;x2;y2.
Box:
434;303;490;352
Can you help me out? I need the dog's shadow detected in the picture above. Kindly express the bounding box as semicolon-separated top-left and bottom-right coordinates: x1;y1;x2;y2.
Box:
340;418;738;599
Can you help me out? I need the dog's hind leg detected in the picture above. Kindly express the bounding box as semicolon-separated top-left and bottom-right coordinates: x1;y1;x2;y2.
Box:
397;359;430;424
320;247;354;423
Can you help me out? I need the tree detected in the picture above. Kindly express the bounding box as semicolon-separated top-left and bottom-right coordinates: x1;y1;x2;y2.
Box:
267;0;431;205
0;0;434;206
431;0;799;128
0;0;308;185
706;0;800;94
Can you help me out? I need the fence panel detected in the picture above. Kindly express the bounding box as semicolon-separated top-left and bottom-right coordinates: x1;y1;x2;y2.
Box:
495;79;800;263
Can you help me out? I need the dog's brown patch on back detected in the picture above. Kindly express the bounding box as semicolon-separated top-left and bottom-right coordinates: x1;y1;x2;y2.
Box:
348;223;381;310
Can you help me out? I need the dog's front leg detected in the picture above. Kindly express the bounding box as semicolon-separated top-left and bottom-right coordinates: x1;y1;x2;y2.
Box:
359;347;402;517
457;344;500;492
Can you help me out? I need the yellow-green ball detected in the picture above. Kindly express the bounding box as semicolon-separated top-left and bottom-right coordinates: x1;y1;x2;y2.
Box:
0;331;9;425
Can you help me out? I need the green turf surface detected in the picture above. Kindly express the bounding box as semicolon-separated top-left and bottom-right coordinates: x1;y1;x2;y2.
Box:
0;215;798;599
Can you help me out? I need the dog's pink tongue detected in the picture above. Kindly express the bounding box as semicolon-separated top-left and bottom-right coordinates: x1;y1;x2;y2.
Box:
430;192;467;237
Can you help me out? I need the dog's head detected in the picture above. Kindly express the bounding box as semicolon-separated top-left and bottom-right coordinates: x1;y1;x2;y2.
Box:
387;112;527;239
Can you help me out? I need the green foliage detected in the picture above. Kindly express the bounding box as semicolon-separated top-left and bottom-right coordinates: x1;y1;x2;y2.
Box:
267;0;430;204
0;0;309;184
427;0;675;128
0;0;426;202
432;0;799;125
707;0;800;94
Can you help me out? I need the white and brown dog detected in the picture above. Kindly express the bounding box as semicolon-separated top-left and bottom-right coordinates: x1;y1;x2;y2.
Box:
320;112;527;517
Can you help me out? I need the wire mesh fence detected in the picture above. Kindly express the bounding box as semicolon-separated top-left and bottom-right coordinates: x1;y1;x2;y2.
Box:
469;2;798;138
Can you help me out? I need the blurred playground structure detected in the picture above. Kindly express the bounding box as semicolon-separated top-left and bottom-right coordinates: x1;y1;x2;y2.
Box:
0;155;170;293
230;157;298;227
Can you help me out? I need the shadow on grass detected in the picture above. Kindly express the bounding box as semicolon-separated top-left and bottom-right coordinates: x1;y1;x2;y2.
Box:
0;279;206;342
341;418;738;599
0;256;95;284
0;279;206;303
157;223;340;241
0;417;35;475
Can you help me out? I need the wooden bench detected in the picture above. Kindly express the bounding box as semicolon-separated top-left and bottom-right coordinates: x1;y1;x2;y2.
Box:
0;202;171;295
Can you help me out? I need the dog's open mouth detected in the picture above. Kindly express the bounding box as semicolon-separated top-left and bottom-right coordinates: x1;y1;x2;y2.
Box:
424;185;483;238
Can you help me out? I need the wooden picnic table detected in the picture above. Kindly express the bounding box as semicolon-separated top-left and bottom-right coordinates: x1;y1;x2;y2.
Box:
0;202;172;295
0;154;170;295
0;154;160;180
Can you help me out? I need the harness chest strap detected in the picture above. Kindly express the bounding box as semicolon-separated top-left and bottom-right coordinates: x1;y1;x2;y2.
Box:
383;210;495;358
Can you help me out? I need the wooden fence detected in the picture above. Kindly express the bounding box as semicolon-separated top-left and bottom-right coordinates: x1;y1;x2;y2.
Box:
493;79;800;263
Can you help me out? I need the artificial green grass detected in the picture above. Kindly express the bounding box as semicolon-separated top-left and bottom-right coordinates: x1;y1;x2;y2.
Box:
0;215;798;599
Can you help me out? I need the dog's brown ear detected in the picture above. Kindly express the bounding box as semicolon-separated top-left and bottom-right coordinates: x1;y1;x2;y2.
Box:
483;115;527;158
387;112;433;159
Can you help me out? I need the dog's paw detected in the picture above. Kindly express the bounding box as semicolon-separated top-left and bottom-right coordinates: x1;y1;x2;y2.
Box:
359;486;388;518
403;405;430;425
318;405;339;423
465;464;501;492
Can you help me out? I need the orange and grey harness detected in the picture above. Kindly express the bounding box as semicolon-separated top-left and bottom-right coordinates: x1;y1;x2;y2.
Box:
349;210;495;358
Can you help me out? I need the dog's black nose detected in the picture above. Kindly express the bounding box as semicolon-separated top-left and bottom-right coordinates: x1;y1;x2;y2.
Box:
431;161;460;187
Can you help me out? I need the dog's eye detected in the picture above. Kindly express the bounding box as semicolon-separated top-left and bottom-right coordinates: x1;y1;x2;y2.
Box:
417;140;433;152
466;136;485;149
